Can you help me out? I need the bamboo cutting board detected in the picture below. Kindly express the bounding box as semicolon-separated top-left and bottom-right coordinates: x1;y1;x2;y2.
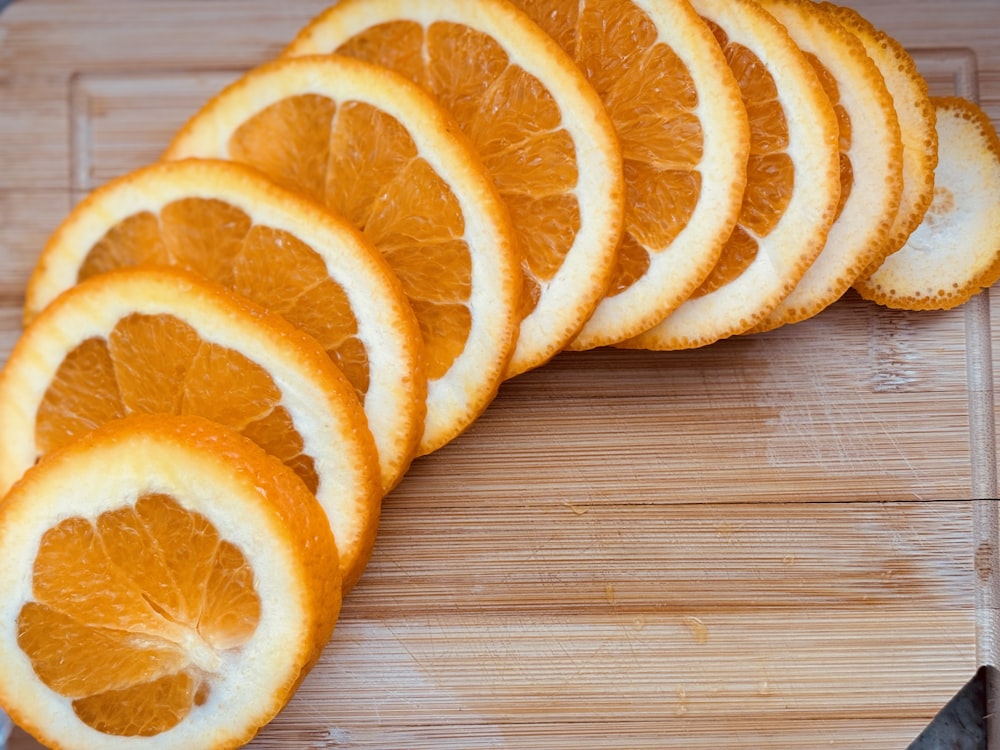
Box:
1;1;999;748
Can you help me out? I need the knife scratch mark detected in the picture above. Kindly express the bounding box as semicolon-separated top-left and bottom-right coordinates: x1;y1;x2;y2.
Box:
869;311;920;392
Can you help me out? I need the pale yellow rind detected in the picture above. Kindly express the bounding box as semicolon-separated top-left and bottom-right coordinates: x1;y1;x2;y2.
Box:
165;55;520;455
0;267;380;591
750;0;903;331
24;157;425;493
0;414;339;750
856;97;1000;310
284;0;626;377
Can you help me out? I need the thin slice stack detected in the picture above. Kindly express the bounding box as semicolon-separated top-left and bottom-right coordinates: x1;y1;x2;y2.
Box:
282;0;626;375
164;54;521;455
749;0;903;331
510;0;750;350
0;414;342;749
0;266;380;592
625;0;842;350
24;158;425;493
821;1;939;279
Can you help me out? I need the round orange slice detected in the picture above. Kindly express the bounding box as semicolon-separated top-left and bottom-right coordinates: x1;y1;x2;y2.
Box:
856;96;1000;310
282;0;626;375
163;55;520;455
0;266;380;591
623;0;841;350
0;414;340;749
749;0;903;331
820;2;938;273
510;0;749;350
24;157;425;493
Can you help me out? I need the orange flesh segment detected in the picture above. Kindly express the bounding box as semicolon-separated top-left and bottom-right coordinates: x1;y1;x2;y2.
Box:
78;212;167;275
229;94;474;382
17;493;260;737
233;225;368;398
568;0;704;297
34;315;319;493
693;225;759;296
692;23;792;297
227;93;335;200
77;198;370;404
335;19;582;321
805;51;853;220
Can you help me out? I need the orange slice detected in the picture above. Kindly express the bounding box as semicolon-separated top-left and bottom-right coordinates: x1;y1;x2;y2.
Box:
282;0;626;375
623;0;841;350
0;266;380;591
512;0;750;349
163;55;520;455
820;2;938;272
24;158;425;493
0;414;340;748
749;0;903;331
856;96;1000;310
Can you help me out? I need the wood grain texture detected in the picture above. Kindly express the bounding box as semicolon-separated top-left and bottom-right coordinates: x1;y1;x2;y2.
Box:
1;1;997;748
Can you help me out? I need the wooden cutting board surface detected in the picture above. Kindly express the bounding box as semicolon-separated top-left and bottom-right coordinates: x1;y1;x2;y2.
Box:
1;1;999;748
